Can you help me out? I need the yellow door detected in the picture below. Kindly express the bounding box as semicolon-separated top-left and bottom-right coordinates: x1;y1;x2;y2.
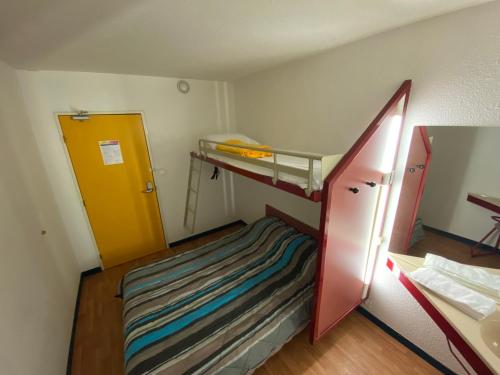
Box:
59;114;166;268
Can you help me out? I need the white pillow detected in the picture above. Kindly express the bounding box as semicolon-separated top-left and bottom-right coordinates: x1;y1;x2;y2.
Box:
203;133;260;149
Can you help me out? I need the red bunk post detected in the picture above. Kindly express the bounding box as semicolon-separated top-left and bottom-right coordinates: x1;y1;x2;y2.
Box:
311;80;412;342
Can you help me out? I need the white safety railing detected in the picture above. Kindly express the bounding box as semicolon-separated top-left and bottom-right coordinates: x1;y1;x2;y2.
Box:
198;139;324;197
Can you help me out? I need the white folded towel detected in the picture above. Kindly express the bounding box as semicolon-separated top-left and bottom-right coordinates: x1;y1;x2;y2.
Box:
409;267;496;320
423;253;500;302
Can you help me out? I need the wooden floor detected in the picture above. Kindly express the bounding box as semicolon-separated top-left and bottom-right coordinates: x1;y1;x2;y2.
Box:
408;229;500;269
72;223;438;375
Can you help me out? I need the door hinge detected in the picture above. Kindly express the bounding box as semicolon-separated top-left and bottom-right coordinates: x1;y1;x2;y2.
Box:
82;199;86;207
72;111;90;121
62;135;67;143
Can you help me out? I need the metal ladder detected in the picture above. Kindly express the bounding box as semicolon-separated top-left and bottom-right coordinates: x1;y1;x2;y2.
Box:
184;155;203;233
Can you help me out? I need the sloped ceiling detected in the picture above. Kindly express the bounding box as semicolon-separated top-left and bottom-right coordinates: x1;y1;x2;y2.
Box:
0;0;491;80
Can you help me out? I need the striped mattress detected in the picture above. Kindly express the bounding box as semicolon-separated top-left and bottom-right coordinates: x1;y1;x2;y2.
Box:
122;216;317;375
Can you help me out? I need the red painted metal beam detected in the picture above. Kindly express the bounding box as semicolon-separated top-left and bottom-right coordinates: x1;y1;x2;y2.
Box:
190;152;323;202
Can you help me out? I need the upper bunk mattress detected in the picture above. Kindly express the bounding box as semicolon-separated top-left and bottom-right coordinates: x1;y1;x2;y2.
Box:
122;217;317;375
207;153;323;190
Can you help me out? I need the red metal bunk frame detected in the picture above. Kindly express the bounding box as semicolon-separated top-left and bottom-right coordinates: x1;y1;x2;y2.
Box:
194;81;411;340
190;151;323;202
192;80;414;342
191;83;411;206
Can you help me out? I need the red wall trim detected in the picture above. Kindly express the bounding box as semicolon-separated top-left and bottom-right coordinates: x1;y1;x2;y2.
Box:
190;152;322;202
386;258;494;375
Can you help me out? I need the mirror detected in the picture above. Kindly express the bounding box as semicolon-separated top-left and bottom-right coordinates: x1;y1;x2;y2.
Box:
390;126;500;269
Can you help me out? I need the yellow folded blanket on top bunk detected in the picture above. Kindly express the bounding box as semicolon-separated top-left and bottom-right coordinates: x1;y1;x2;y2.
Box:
216;139;272;159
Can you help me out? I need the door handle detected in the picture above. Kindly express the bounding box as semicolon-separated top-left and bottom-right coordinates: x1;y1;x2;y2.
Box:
142;181;155;193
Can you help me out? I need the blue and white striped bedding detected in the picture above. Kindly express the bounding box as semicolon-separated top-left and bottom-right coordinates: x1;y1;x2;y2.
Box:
122;216;317;375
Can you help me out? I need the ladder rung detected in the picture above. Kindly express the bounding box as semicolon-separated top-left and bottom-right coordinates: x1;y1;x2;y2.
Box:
185;158;202;234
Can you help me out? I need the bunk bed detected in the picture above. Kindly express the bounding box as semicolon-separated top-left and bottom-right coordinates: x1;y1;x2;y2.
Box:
184;136;344;233
184;80;413;343
191;140;343;201
122;80;414;374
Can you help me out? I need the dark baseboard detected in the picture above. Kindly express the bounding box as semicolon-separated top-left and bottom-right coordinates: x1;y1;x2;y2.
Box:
357;307;456;374
169;220;247;248
81;267;102;278
67;267;102;375
423;225;497;253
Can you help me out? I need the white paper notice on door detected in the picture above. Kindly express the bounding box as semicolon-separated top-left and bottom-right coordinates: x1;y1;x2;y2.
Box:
98;140;124;165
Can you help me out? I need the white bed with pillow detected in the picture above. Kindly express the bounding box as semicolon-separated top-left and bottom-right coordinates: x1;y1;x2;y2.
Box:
198;133;343;193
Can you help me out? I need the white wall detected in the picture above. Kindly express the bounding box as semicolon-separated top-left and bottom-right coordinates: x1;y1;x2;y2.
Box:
18;71;237;271
419;126;500;245
0;60;80;375
233;2;500;373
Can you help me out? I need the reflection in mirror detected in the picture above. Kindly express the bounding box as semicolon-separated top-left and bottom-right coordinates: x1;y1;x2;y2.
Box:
390;126;500;270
